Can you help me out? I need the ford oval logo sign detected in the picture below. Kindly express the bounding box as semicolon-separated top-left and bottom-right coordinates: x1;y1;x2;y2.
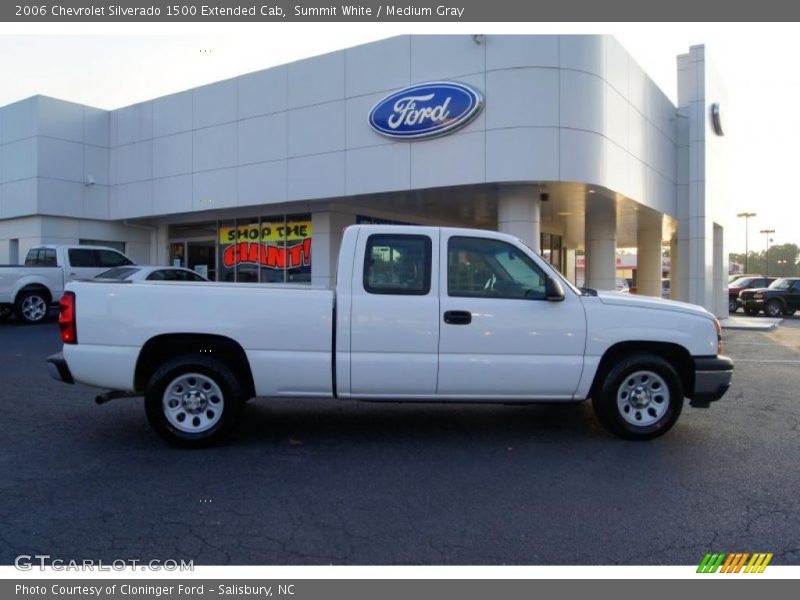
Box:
368;81;483;140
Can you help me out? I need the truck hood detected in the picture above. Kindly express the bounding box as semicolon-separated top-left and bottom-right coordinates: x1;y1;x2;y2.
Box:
594;290;715;321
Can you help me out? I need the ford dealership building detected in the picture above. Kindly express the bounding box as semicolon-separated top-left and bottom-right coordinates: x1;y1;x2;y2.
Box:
0;35;728;315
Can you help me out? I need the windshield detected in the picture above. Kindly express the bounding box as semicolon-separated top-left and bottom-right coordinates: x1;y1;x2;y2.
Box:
768;279;793;290
516;238;583;295
96;267;140;280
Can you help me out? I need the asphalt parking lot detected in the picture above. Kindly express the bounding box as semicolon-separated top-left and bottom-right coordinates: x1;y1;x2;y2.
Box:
1;316;799;565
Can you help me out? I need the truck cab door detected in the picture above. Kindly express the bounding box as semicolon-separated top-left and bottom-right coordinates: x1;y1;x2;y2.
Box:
437;232;587;400
348;228;440;398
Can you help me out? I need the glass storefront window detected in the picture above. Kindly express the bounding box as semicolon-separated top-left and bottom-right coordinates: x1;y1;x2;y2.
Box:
211;213;313;283
540;232;563;273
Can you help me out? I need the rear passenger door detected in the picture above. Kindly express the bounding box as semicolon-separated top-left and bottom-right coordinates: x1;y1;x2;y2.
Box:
349;229;440;398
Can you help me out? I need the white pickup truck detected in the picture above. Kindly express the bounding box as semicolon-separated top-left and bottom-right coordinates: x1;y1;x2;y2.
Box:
0;245;133;323
48;225;733;446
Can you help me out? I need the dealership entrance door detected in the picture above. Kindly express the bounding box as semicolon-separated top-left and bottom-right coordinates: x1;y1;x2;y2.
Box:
169;240;216;281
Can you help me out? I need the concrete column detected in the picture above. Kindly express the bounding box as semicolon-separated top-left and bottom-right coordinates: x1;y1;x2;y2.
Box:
584;195;617;291
497;184;541;253
155;224;169;265
636;208;663;297
669;234;679;300
311;211;357;288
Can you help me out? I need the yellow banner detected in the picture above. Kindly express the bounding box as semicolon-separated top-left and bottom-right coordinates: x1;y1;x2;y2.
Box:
219;221;312;244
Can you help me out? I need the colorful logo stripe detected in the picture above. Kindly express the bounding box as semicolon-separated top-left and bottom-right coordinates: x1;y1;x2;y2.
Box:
697;552;773;573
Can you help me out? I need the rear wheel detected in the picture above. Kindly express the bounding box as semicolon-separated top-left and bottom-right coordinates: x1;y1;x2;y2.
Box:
765;299;784;318
728;298;738;313
592;353;683;440
144;356;246;448
14;291;49;324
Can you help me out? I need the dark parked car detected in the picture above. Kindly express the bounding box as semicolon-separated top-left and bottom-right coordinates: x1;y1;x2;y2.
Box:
728;276;775;313
739;277;800;317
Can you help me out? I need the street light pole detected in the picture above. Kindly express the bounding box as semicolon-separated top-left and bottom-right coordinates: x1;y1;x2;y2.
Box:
760;229;775;277
737;212;757;273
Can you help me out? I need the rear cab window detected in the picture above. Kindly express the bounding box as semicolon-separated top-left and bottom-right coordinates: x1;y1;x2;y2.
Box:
363;234;432;295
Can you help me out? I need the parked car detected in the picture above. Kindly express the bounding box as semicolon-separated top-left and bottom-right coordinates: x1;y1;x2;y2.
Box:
739;277;800;317
729;273;761;284
96;266;208;282
728;276;775;313
48;225;732;446
0;245;133;323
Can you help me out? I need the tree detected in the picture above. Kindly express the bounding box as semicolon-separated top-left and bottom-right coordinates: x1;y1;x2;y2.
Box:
730;244;800;277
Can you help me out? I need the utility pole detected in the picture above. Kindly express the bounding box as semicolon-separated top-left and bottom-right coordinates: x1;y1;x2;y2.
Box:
760;229;775;276
737;212;756;273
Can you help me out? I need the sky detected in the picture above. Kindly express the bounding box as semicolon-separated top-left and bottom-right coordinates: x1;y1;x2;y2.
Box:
0;22;796;254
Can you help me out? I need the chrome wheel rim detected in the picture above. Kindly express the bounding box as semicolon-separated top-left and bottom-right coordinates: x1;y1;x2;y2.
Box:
162;373;224;433
767;303;782;317
21;295;47;322
617;370;670;427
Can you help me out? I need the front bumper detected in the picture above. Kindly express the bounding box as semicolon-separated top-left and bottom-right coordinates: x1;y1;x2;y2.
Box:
690;355;733;407
47;351;74;384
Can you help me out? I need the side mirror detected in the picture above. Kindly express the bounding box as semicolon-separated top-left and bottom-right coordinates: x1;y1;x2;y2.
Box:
545;277;565;302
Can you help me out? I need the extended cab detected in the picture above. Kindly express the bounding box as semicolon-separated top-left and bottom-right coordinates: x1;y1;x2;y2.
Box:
48;226;733;446
0;245;133;323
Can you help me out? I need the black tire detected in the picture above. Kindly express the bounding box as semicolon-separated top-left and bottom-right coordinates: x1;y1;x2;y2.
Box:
728;299;738;313
765;299;784;318
592;353;684;441
744;307;759;316
144;355;246;448
0;304;12;321
14;291;50;324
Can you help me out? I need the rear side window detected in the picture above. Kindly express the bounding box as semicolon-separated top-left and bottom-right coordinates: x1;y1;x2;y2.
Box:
363;234;432;295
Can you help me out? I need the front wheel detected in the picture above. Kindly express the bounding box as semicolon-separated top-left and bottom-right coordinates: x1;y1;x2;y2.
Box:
728;298;738;313
765;299;784;318
592;353;683;440
144;356;246;448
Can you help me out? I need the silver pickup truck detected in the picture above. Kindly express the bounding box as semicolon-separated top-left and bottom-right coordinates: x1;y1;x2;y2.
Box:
0;245;133;323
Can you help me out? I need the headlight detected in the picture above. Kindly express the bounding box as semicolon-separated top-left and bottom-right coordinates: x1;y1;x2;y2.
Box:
713;318;724;354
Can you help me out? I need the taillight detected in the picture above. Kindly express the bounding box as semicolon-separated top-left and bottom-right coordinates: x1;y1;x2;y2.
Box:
59;292;77;344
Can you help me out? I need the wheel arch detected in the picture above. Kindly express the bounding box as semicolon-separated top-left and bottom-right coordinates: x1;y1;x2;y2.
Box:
134;333;255;398
15;284;53;306
589;341;694;400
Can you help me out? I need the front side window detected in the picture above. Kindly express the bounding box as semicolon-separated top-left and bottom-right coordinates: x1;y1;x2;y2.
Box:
448;237;547;300
97;250;132;268
363;234;432;295
68;249;96;268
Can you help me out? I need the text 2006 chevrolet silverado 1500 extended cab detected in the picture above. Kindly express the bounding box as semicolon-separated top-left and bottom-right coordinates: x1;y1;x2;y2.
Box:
48;225;733;446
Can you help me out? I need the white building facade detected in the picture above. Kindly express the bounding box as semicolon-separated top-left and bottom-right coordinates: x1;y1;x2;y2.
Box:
0;35;728;315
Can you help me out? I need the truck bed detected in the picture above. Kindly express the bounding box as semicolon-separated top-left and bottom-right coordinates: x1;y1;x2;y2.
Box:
64;279;336;398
